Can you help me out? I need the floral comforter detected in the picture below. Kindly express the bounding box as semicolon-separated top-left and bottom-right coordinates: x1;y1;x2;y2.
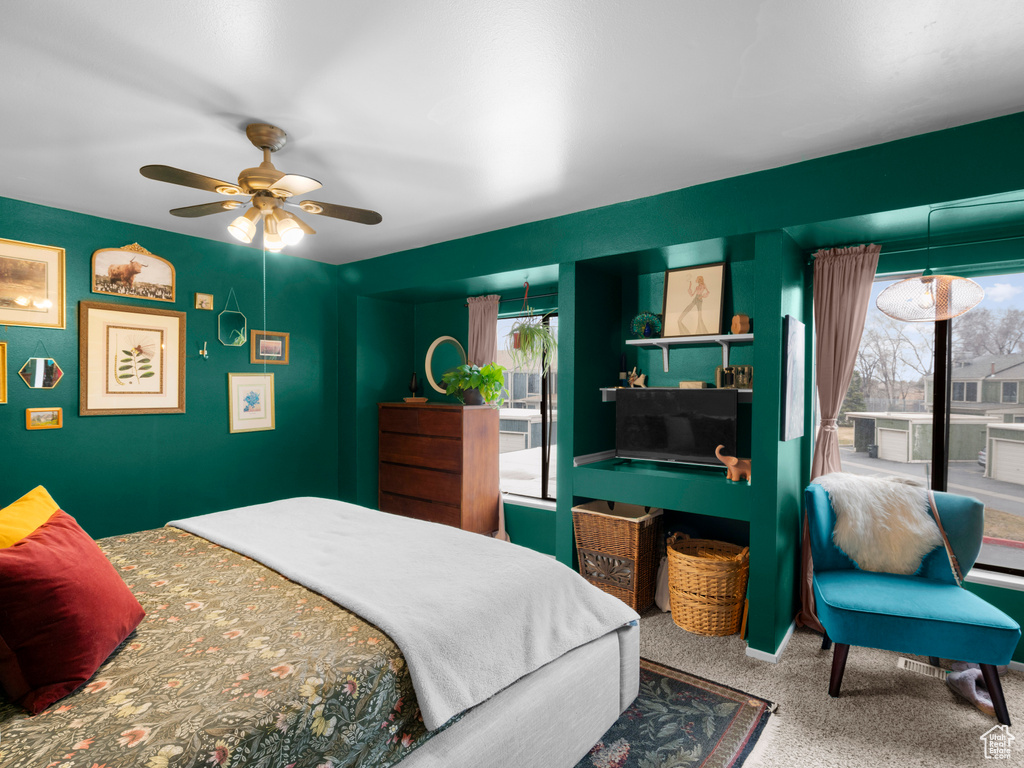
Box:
0;528;438;768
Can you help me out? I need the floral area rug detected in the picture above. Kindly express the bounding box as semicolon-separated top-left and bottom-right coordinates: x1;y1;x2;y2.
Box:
576;659;773;768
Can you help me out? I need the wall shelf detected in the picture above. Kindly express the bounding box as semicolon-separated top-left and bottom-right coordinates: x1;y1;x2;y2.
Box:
626;333;754;372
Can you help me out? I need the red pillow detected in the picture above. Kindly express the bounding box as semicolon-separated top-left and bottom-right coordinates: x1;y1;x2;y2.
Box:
0;510;145;713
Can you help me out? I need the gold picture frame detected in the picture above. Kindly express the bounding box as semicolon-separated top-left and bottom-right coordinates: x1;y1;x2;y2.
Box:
26;407;62;430
92;243;175;303
79;301;186;416
662;262;726;337
195;292;214;310
0;237;66;329
250;330;290;365
228;373;275;433
0;342;7;404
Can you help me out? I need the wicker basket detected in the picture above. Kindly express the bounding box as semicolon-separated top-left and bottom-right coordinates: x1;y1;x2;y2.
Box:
572;501;663;611
667;533;749;636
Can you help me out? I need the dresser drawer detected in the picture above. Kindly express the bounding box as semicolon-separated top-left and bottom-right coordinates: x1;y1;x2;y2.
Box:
379;432;462;472
379;406;462;438
380;493;461;528
379;462;462;506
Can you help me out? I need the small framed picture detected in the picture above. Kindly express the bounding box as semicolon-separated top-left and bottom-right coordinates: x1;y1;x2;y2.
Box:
195;292;214;310
0;342;7;404
250;330;290;365
26;407;62;430
228;373;275;433
781;315;806;441
662;262;726;338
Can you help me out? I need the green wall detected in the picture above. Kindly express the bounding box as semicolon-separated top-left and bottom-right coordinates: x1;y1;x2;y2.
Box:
1;198;340;538
337;111;1024;656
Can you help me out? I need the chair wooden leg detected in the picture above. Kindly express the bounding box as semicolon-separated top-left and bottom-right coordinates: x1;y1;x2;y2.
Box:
980;664;1011;726
829;643;850;698
821;632;832;651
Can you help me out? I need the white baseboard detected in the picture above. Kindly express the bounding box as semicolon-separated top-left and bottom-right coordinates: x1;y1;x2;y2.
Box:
745;620;796;664
1009;660;1024;673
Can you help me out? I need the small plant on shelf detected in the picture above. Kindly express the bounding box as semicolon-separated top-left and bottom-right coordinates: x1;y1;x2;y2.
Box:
505;313;557;373
441;362;507;406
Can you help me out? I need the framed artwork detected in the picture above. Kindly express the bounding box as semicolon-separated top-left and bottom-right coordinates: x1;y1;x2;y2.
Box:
195;292;214;310
781;314;805;441
228;373;275;433
0;237;65;329
0;342;6;404
250;330;290;365
26;407;62;430
662;262;725;337
92;243;175;302
79;301;186;416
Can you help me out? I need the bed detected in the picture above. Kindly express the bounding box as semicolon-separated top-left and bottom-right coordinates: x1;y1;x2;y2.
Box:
0;496;639;768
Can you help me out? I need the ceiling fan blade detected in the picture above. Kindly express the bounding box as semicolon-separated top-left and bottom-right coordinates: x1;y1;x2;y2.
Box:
169;200;245;218
269;174;322;197
141;165;245;195
297;200;382;225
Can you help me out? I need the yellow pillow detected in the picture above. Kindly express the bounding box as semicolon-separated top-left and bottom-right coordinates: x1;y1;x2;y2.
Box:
0;486;60;548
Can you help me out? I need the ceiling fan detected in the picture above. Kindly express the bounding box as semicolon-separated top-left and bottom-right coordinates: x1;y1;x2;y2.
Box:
140;123;381;251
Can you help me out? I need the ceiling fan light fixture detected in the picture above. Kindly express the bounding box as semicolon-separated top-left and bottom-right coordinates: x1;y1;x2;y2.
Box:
275;213;304;245
227;207;262;243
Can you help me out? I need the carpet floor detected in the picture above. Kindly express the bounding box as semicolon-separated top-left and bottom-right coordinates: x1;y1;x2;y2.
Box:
575;658;772;768
639;609;1024;767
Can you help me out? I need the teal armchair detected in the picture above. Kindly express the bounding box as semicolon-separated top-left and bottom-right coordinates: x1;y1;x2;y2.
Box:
805;483;1020;725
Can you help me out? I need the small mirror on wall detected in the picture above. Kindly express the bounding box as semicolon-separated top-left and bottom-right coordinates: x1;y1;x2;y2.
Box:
218;310;247;347
19;357;63;389
424;336;467;394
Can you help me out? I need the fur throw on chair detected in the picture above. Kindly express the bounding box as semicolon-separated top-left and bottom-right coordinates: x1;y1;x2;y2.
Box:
814;472;943;575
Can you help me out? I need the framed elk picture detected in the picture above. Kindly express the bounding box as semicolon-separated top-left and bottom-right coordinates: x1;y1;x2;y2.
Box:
92;243;175;303
79;301;186;415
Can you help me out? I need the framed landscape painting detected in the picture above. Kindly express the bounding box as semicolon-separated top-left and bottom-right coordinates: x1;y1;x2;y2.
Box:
228;373;275;433
92;244;175;302
0;237;65;329
26;407;62;430
79;301;186;415
250;330;290;365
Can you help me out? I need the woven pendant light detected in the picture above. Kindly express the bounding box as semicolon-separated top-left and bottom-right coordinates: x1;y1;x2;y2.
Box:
876;272;984;322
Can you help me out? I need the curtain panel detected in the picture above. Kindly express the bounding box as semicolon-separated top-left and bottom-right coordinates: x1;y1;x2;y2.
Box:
467;295;501;366
797;243;881;632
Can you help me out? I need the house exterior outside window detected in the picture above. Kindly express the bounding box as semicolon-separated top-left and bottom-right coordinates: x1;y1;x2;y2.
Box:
1003;381;1019;404
952;381;979;401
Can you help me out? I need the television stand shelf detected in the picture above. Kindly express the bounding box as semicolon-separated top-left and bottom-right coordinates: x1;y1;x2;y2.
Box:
600;387;751;403
573;458;751;521
626;333;754;372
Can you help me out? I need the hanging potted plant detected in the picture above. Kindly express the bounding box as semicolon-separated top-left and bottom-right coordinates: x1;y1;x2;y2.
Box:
505;312;557;372
441;362;507;406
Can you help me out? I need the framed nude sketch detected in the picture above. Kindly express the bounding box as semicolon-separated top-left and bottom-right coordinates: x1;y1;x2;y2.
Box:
662;262;725;337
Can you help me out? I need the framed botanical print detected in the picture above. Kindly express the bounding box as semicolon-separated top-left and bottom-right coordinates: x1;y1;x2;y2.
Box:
662;262;726;338
228;373;275;433
79;301;186;415
250;330;290;365
0;237;65;329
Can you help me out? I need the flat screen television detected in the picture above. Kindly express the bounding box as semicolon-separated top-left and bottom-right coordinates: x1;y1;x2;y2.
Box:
615;388;738;467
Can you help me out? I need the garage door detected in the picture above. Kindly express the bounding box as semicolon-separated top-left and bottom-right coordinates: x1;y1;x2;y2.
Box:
878;428;909;462
992;440;1024;486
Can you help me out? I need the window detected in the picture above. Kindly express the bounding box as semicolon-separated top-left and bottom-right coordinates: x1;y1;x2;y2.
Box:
495;314;557;500
952;381;978;401
844;270;1024;576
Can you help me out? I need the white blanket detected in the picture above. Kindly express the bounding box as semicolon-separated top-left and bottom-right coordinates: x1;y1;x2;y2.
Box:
168;497;638;730
814;472;942;575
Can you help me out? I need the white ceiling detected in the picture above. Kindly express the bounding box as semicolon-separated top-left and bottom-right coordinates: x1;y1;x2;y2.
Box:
3;1;1024;265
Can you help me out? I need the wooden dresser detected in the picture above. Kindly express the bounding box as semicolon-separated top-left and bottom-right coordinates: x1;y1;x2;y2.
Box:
378;402;499;533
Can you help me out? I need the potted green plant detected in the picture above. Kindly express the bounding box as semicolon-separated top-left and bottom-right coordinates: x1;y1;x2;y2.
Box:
441;362;507;406
506;313;557;372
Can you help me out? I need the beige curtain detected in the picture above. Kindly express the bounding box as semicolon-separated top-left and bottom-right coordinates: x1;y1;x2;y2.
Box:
797;243;881;632
467;295;501;366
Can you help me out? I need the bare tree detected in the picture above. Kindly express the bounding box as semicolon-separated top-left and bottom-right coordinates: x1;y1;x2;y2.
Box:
953;307;1024;361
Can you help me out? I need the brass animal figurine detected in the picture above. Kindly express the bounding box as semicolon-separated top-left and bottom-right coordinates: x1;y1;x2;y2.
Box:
715;445;751;482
